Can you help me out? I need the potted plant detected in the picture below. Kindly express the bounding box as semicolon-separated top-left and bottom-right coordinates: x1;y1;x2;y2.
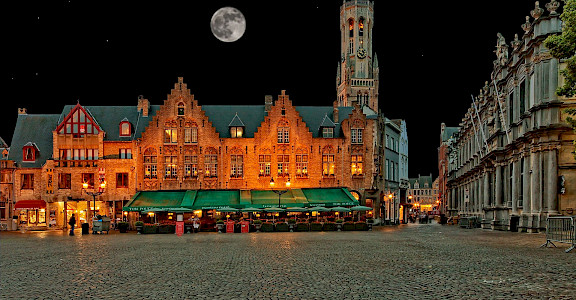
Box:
287;218;296;232
216;220;225;233
135;221;144;234
366;218;374;231
253;219;263;232
117;221;129;233
335;219;344;231
296;222;309;232
310;222;323;231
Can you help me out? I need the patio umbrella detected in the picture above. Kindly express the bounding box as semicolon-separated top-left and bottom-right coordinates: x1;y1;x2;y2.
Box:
168;208;194;213
308;206;331;212
330;207;351;212
241;207;263;212
264;207;284;222
350;206;372;211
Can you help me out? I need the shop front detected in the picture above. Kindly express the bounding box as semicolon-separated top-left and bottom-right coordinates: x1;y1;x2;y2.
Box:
14;200;47;228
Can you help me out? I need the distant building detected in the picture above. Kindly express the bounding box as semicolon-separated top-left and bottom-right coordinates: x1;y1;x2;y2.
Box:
438;123;459;215
0;136;12;228
444;3;576;232
407;174;439;214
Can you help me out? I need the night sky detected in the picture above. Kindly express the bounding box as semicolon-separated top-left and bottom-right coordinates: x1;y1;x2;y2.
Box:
4;0;538;178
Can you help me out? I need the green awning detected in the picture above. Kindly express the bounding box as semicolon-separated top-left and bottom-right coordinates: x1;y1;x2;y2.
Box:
188;190;240;209
123;191;186;211
123;188;359;211
301;188;359;207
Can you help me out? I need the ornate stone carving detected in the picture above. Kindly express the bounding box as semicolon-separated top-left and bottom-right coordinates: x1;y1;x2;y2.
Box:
521;16;532;33
545;0;560;15
494;33;509;66
530;1;544;19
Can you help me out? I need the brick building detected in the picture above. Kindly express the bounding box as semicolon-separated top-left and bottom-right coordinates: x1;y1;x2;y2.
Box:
2;0;398;229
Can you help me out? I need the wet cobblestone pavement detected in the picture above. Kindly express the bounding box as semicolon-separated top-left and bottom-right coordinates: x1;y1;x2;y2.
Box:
1;222;575;299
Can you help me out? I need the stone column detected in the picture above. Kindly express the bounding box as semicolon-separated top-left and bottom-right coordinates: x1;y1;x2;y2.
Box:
523;153;531;214
530;151;541;213
495;164;503;207
546;148;558;214
478;175;483;213
512;159;520;215
483;171;490;208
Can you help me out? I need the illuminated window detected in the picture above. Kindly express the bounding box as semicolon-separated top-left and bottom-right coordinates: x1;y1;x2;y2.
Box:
205;155;218;178
119;121;131;137
259;155;271;176
184;155;198;179
296;153;308;178
164;156;178;179
164;129;177;144
322;150;335;177
230;127;244;138
351;154;363;176
277;155;289;177
144;148;158;179
231;155;243;178
359;18;364;37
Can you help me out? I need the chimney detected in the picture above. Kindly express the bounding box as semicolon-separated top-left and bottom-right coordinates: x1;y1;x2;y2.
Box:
333;100;339;123
18;108;27;115
265;95;273;112
137;95;149;117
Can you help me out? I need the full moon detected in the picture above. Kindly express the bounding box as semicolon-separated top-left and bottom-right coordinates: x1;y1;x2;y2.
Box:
210;7;246;42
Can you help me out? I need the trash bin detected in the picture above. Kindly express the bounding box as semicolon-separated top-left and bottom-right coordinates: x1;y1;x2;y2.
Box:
81;223;89;235
510;215;520;232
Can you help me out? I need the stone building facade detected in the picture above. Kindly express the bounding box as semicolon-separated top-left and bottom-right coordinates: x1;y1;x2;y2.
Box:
408;174;439;214
444;1;576;232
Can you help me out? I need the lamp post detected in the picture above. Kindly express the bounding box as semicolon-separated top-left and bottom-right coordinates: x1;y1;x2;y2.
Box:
83;180;106;232
270;177;289;208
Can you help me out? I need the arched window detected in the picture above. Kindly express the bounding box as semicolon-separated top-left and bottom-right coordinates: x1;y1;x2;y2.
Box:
348;19;354;54
359;17;364;37
143;148;158;179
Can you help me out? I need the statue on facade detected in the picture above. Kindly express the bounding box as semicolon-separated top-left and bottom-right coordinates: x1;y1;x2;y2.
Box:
530;1;544;20
522;16;532;34
495;33;509;66
511;34;522;50
545;0;560;15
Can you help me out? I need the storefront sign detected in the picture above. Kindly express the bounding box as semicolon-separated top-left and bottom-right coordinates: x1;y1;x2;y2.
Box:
46;169;54;194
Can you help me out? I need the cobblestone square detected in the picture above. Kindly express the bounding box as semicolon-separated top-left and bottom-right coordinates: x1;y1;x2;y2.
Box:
1;223;575;299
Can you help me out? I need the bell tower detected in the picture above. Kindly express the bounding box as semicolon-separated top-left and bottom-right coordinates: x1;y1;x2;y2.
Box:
336;0;379;112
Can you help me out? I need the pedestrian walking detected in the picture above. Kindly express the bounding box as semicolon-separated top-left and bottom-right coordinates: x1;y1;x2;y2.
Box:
193;216;200;233
68;214;76;236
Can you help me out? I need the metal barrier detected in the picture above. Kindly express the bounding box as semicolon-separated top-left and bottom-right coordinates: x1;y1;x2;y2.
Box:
541;216;575;253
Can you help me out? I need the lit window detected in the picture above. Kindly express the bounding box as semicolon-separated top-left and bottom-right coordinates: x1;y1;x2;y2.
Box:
184;155;198;178
230;126;244;138
205;155;218;178
322;151;335;177
82;173;95;189
277;155;289;177
119;121;131;137
296;154;308;178
144;148;158;179
56;105;99;137
259;155;271;176
164;156;178;179
164;129;177;144
351;154;363;176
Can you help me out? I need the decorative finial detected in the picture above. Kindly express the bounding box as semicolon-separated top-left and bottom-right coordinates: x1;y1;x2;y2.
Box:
545;0;560;15
521;16;532;33
530;1;544;19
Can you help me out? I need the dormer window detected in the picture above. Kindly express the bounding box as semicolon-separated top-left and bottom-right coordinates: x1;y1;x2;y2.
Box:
322;127;334;138
230;127;244;138
56;103;101;138
22;143;39;162
320;114;336;138
177;102;185;116
119;119;131;137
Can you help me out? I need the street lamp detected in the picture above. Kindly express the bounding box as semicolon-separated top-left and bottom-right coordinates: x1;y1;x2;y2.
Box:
270;177;289;208
83;180;106;231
